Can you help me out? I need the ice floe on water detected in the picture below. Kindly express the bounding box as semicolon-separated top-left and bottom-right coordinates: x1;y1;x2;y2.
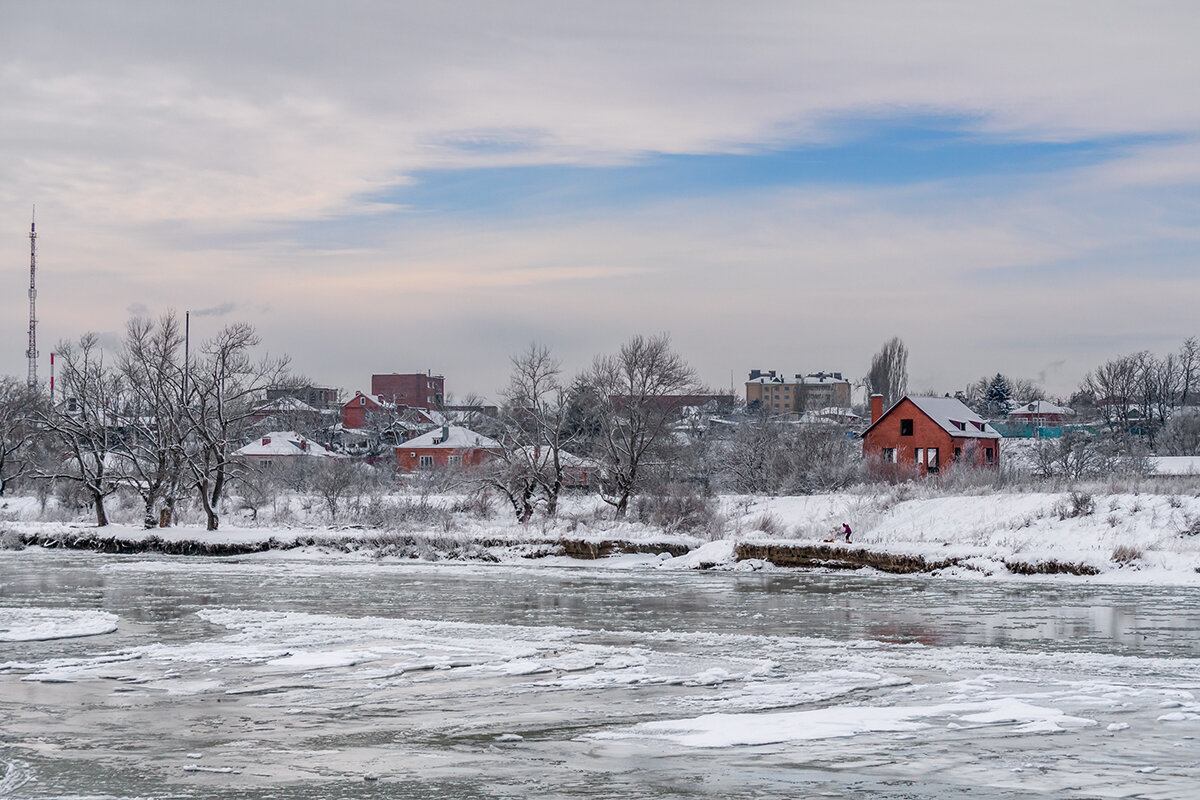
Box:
614;697;1098;747
0;607;117;642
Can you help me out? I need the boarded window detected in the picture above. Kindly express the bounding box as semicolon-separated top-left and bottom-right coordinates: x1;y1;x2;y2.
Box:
927;447;939;474
882;447;897;463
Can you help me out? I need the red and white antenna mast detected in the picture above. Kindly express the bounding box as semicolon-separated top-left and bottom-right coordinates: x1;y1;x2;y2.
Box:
26;206;38;388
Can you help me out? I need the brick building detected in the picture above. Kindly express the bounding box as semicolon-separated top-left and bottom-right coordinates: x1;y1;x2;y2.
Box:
1007;400;1074;428
395;425;498;472
372;373;444;410
861;395;1001;475
746;370;852;413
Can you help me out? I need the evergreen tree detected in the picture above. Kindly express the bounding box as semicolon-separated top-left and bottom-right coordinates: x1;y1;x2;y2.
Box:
985;373;1012;416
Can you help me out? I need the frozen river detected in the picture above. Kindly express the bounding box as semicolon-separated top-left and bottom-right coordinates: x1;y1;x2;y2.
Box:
2;550;1199;799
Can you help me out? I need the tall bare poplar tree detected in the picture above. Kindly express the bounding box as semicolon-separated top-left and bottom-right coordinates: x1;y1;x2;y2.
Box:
866;336;909;407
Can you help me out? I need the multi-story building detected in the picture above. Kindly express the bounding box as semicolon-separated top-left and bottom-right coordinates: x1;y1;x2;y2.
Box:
266;385;340;410
745;370;852;413
372;373;444;410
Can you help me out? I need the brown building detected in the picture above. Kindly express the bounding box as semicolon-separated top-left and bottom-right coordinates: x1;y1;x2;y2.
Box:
266;385;340;410
395;425;498;472
861;395;1001;475
746;370;852;414
372;373;444;410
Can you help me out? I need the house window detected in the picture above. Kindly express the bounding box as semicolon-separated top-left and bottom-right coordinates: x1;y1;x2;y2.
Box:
954;447;962;459
915;447;924;467
448;455;462;467
419;455;434;468
882;447;897;463
927;448;939;474
985;447;994;465
359;396;366;405
900;419;914;436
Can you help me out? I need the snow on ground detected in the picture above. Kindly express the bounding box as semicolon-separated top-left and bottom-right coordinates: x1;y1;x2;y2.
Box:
0;608;118;642
5;484;1200;582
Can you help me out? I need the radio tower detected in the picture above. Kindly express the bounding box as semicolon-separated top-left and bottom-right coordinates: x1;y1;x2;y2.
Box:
26;207;38;388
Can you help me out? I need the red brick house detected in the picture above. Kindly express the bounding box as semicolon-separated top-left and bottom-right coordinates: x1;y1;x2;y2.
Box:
1007;400;1074;428
861;395;1001;475
395;425;499;472
341;391;389;430
372;373;444;410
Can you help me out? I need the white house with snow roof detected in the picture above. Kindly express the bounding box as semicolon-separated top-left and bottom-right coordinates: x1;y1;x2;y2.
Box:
234;432;342;466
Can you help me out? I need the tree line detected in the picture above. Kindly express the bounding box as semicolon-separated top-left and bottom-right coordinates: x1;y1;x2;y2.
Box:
0;313;288;529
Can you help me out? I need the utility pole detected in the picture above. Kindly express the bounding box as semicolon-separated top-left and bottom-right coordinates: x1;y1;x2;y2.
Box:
26;207;38;388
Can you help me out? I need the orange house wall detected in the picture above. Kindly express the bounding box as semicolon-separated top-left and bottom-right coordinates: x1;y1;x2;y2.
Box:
395;447;491;473
341;395;382;429
862;398;999;473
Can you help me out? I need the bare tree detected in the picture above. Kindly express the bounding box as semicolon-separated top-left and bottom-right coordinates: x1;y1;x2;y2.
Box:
866;336;908;408
581;334;697;517
39;334;124;526
116;313;188;528
1179;337;1200;408
1084;354;1140;431
0;377;45;496
505;343;574;515
477;344;575;523
183;323;290;531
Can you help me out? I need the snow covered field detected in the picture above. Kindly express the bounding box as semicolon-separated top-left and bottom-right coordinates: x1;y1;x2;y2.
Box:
5;484;1200;582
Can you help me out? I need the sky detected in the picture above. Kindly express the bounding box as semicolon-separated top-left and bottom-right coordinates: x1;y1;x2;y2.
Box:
2;1;1199;403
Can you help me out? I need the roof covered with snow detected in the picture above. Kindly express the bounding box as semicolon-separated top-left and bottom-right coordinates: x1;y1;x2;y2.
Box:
234;432;340;458
907;396;1001;439
402;425;500;449
865;396;1001;440
1008;400;1074;416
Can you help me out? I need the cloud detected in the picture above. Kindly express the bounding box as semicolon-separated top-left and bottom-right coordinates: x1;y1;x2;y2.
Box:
190;302;236;318
2;3;1199;397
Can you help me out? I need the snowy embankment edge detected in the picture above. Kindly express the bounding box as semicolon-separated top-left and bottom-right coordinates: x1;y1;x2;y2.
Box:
5;523;698;560
7;489;1200;582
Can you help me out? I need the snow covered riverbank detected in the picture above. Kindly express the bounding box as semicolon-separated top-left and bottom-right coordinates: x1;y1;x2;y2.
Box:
4;488;1200;582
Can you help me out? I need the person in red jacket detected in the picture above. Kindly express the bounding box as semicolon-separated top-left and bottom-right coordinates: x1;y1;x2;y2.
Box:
842;523;852;543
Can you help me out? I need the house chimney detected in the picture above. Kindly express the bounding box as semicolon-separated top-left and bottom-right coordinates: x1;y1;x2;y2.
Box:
749;369;762;380
441;423;450;442
300;439;307;451
870;394;884;424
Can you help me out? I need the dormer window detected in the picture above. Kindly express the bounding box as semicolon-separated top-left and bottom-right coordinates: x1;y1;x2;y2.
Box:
972;421;985;431
951;420;966;431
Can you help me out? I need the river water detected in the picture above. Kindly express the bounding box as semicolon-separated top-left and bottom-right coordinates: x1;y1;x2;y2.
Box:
1;550;1198;798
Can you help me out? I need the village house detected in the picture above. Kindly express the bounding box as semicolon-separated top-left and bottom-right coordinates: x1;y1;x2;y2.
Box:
1007;400;1074;428
395;424;499;473
234;431;341;467
861;394;1001;475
